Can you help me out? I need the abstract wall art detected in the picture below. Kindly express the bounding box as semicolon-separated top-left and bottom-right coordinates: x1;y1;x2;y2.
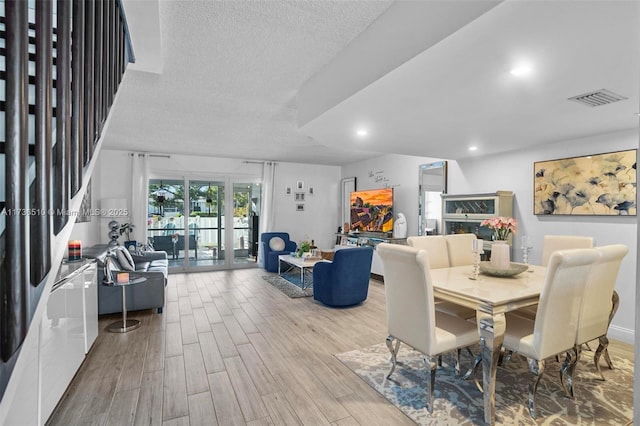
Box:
534;149;637;215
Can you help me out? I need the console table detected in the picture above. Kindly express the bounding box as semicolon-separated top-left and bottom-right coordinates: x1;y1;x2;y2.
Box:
335;232;407;277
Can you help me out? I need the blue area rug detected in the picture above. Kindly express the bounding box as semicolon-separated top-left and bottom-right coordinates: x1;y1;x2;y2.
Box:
262;274;313;298
336;343;632;425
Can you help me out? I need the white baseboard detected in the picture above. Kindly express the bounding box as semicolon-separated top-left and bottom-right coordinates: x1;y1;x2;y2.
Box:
608;325;634;345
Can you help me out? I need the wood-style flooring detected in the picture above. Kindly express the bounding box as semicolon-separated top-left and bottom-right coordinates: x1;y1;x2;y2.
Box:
46;268;634;425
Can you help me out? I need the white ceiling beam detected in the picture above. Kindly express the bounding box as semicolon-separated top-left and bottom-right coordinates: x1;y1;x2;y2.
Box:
297;0;502;127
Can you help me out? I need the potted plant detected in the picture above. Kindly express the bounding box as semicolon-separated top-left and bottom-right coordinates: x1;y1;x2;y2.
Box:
296;240;311;257
119;223;137;253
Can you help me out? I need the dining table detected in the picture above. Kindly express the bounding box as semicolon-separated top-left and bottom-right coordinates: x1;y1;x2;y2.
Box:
429;263;547;425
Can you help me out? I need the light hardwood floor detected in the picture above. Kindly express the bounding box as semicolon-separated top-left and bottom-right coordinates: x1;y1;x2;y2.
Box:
47;268;634;425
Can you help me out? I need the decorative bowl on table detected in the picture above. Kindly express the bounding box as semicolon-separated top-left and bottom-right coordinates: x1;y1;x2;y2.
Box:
479;261;528;277
302;252;322;261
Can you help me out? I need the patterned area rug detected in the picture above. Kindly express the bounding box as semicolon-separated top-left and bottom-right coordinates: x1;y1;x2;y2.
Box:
335;343;633;425
262;275;313;298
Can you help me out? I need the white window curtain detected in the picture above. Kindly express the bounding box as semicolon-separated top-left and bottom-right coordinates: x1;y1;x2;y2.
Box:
258;161;276;267
131;153;149;246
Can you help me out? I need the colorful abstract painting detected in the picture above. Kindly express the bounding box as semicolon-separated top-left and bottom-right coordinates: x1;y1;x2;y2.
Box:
534;149;637;215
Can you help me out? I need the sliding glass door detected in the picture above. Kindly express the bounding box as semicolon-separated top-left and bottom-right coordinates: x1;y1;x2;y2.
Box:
232;182;261;266
147;179;187;267
187;180;225;268
147;177;260;271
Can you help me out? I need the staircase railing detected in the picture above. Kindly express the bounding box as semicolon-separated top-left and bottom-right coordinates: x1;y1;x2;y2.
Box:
0;0;134;401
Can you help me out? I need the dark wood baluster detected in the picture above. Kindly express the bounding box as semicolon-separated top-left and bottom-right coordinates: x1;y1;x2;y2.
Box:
2;0;29;362
70;0;85;197
54;0;72;234
32;0;53;285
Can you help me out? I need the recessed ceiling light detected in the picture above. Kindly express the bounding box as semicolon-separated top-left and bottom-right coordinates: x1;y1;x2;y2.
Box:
509;65;532;77
356;129;368;137
468;146;478;151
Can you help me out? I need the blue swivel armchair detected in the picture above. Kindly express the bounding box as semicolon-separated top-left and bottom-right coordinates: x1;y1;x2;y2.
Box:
313;246;374;307
261;232;297;273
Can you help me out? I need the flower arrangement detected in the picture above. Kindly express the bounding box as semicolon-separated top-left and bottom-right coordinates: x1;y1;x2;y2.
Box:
480;217;517;241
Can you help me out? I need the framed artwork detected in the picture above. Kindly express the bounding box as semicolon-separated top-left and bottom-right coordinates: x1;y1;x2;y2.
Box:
76;180;92;223
296;180;304;190
308;187;314;196
285;186;292;196
295;192;305;202
296;204;305;212
534;149;636;216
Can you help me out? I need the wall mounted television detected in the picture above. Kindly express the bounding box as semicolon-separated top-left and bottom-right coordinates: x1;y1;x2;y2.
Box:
350;188;394;233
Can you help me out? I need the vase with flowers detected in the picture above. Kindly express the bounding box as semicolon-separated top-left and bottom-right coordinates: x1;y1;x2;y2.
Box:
481;217;517;270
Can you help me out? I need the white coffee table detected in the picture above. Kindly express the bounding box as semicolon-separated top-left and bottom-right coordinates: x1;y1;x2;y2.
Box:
277;254;328;289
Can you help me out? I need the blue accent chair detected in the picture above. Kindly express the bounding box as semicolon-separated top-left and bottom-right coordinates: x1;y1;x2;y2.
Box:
261;232;297;273
313;246;374;307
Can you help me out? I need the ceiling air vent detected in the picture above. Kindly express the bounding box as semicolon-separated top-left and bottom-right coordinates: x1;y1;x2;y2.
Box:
568;89;627;107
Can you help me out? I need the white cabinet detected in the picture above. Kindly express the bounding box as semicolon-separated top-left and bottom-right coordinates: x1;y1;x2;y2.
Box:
39;281;86;423
83;263;99;354
441;191;514;251
39;261;97;424
335;233;407;277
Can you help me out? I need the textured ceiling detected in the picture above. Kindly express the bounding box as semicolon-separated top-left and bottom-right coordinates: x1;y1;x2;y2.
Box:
110;1;639;166
107;0;394;165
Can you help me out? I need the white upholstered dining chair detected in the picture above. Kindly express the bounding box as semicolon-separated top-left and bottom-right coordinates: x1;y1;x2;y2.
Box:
499;248;599;419
516;234;595;320
560;244;628;397
406;235;450;269
377;243;478;413
541;235;594;266
445;234;478;267
407;235;476;320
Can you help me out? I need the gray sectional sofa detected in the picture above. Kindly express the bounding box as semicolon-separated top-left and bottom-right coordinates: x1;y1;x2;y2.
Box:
87;245;169;315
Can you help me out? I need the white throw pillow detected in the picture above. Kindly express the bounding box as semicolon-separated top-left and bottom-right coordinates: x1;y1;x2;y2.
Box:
269;236;285;252
115;247;135;271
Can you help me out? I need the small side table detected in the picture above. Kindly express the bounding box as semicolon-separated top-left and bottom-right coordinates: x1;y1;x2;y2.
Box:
103;276;147;333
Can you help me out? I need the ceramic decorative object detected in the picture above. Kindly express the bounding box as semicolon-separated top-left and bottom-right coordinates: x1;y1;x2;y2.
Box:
480;261;528;277
490;240;511;270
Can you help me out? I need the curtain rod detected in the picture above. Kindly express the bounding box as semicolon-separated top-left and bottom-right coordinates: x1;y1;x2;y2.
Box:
129;152;171;159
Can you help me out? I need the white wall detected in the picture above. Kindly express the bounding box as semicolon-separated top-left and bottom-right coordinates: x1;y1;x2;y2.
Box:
341;153;445;236
342;129;637;343
80;150;341;253
271;162;341;250
69;160;104;247
70;150;132;248
449;128;637;343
